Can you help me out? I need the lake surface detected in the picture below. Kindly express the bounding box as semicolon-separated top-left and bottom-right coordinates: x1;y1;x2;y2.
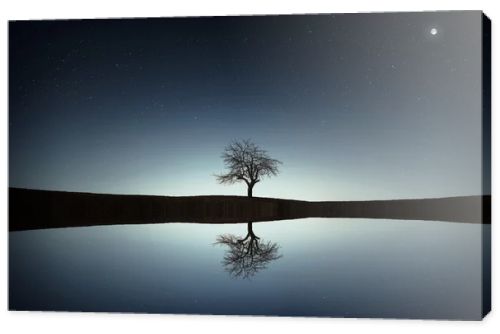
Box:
9;218;489;319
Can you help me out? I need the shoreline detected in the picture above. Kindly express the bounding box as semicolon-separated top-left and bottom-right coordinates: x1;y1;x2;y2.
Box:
9;188;491;231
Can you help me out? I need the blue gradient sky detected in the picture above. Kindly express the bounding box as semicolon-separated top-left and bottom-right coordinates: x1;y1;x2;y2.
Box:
9;12;487;200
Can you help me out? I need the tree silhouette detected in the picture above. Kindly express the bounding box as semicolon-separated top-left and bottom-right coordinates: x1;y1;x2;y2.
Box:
215;222;282;279
216;139;282;197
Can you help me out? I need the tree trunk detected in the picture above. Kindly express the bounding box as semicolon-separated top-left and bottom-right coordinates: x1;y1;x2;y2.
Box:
247;185;253;197
247;222;258;239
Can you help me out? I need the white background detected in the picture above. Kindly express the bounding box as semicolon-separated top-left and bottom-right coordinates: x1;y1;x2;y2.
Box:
0;1;498;333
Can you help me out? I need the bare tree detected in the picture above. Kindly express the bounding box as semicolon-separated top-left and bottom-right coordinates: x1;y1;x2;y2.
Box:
215;222;282;279
216;139;282;197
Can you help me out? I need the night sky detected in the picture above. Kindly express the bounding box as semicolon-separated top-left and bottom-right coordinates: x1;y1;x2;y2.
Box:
9;11;486;200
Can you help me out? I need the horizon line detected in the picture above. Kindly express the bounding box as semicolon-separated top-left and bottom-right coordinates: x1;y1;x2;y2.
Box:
8;187;489;203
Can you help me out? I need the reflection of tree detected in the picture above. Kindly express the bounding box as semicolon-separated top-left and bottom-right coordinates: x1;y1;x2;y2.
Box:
215;222;282;279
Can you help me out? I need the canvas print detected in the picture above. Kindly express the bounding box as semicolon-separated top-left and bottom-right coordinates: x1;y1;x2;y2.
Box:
8;11;491;320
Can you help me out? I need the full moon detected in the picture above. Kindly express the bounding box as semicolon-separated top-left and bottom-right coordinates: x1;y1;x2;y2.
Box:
430;28;438;35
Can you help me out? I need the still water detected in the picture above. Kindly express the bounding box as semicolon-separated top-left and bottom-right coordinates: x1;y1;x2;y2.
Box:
9;218;488;319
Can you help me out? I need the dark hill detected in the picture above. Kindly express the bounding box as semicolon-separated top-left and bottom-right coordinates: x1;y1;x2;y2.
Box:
9;188;490;231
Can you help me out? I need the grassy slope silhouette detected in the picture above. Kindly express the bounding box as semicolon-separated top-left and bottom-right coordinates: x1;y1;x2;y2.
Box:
9;188;490;231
